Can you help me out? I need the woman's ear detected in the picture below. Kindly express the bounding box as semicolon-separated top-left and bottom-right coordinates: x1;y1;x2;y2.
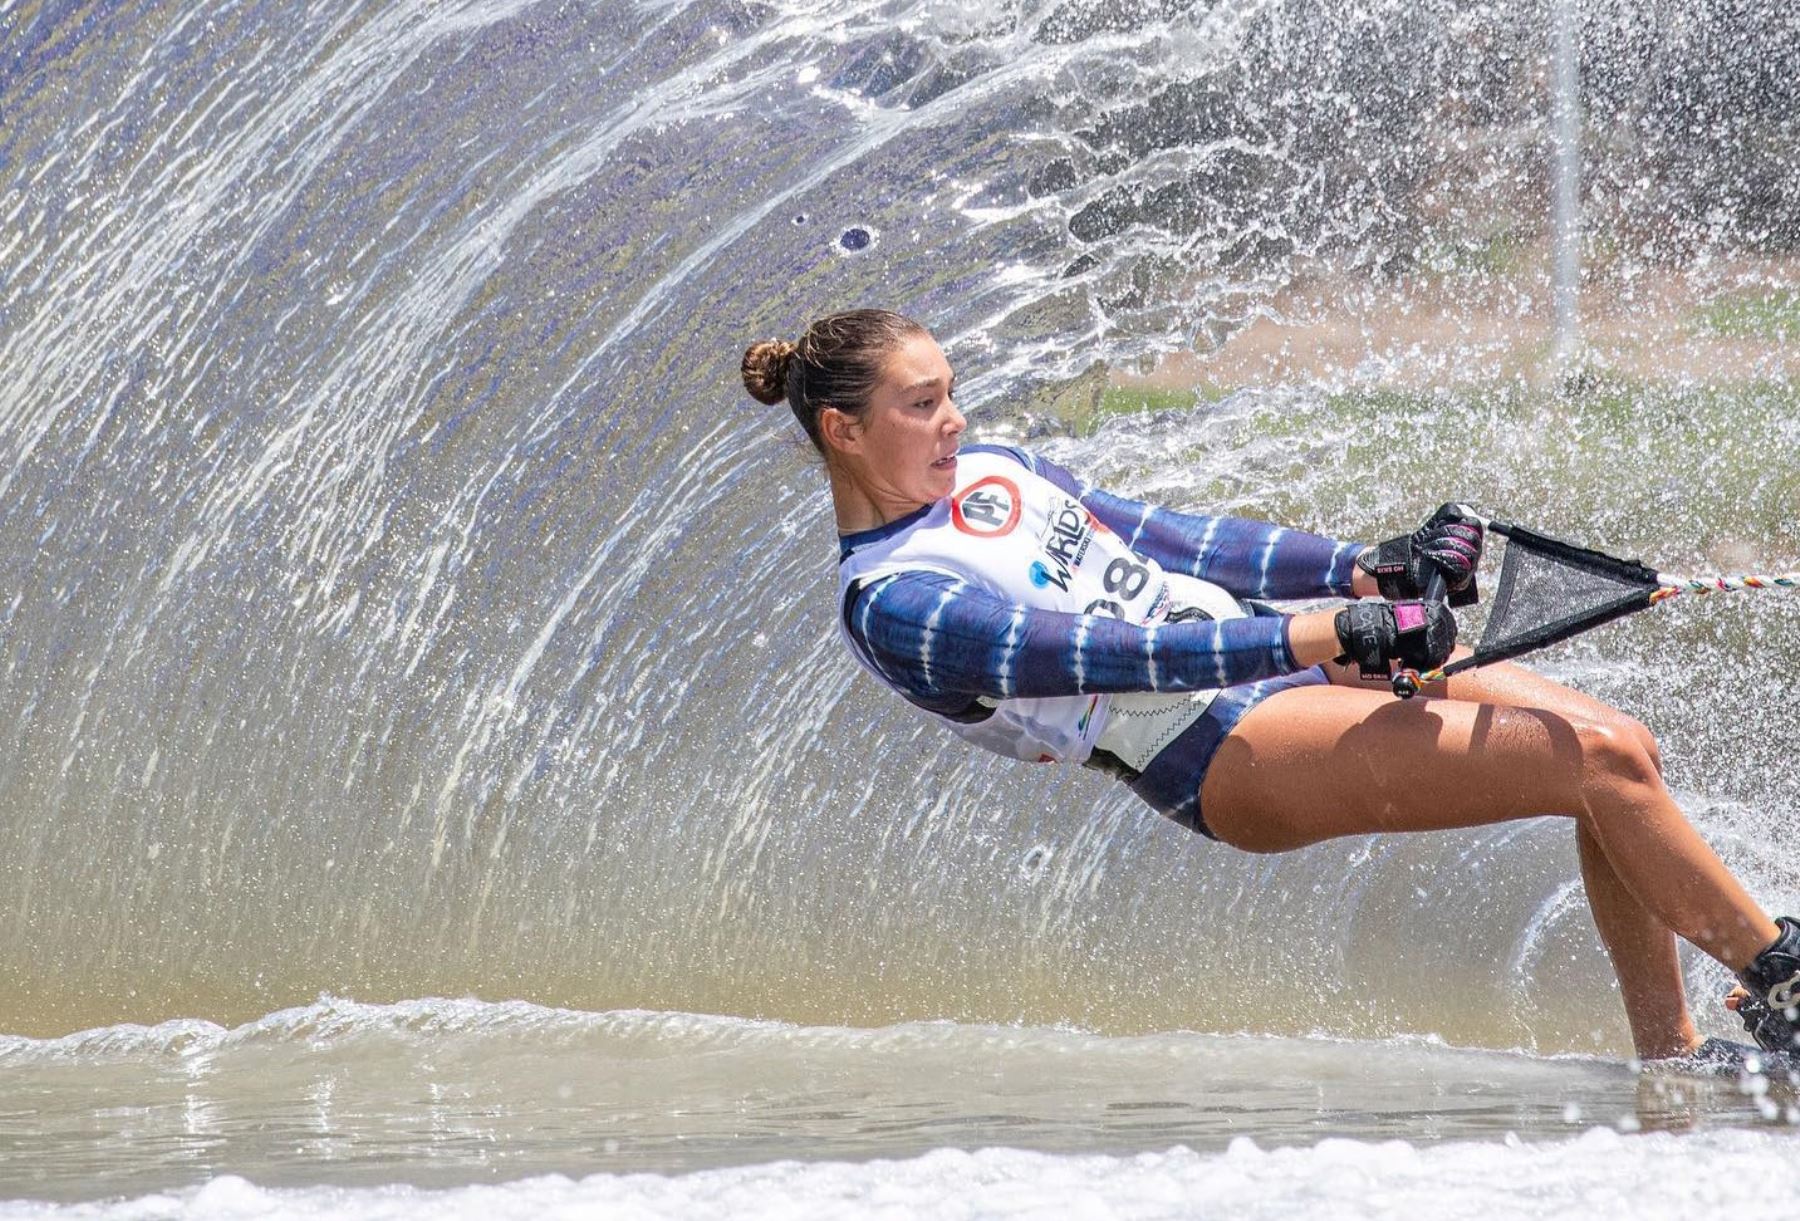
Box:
818;405;861;456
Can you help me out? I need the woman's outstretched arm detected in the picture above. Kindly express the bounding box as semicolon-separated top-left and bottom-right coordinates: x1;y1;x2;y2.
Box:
844;568;1349;711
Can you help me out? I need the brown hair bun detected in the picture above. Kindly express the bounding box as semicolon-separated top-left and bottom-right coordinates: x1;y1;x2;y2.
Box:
742;310;927;452
741;339;797;405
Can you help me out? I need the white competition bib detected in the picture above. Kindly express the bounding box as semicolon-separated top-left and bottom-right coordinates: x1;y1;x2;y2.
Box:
837;450;1246;767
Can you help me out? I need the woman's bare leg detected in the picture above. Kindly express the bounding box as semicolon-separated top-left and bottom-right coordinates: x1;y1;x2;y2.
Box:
1328;657;1697;1056
1572;825;1698;1056
1199;662;1777;1057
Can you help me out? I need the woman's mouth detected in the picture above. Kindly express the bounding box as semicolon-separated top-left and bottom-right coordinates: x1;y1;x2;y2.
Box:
932;452;958;469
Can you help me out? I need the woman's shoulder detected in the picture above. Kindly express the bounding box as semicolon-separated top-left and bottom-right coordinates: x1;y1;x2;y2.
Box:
958;443;1086;500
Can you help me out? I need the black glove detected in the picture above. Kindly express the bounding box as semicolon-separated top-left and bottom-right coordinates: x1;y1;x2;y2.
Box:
1334;600;1458;679
1356;503;1484;608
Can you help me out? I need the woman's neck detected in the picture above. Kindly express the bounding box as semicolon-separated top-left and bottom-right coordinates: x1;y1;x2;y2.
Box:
827;463;922;535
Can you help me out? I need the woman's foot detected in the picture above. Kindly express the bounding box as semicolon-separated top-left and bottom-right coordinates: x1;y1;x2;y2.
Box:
1644;1036;1798;1079
1734;916;1800;1053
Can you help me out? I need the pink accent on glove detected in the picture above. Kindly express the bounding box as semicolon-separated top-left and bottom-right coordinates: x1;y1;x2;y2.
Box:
1393;602;1427;632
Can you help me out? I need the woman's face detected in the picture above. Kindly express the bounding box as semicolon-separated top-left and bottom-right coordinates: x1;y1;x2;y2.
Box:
830;332;966;517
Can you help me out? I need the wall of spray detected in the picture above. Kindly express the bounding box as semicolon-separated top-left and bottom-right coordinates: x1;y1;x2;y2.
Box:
1;0;1795;1039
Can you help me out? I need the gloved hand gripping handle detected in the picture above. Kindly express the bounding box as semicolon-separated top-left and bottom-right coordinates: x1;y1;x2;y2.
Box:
1391;567;1448;699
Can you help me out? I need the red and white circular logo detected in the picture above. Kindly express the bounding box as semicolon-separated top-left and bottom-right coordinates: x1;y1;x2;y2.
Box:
950;476;1021;537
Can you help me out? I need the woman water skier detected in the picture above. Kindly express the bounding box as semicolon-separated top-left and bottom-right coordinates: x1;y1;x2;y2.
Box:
741;308;1800;1069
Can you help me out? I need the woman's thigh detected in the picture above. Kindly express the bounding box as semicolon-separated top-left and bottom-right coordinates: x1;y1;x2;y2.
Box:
1320;650;1659;769
1197;677;1639;854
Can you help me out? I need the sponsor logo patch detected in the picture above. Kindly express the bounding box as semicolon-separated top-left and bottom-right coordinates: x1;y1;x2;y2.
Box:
951;476;1021;537
1029;559;1070;591
1025;496;1096;590
1145;582;1173;621
1075;695;1099;735
1037;499;1096;569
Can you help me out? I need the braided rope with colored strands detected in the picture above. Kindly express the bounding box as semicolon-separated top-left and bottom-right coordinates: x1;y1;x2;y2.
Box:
1406;569;1800;687
1649;572;1800;604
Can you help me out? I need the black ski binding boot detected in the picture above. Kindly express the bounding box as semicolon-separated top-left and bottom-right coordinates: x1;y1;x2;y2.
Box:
1735;916;1800;1055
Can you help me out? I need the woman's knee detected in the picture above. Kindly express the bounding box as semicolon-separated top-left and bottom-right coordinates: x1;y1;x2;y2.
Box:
1586;709;1662;777
1552;687;1663;777
1573;718;1664;804
1619;714;1663;776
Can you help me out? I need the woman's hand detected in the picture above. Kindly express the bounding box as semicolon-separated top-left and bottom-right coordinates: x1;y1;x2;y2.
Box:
1354;504;1484;604
1287;602;1457;676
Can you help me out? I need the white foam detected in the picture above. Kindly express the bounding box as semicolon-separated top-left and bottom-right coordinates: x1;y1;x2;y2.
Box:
4;1128;1790;1220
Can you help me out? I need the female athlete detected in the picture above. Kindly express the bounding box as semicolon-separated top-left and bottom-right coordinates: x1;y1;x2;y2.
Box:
741;307;1799;1068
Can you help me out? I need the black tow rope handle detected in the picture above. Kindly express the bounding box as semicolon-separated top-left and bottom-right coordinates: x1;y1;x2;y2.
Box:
1391;567;1448;700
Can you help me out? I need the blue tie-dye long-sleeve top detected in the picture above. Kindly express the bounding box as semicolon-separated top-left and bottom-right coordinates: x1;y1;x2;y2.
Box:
837;445;1364;715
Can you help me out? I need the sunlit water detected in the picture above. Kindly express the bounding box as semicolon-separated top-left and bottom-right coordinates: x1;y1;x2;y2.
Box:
3;0;1797;1212
1;997;1796;1208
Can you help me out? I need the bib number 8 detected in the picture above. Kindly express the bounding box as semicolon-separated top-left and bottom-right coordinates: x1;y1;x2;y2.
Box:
1103;557;1149;601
